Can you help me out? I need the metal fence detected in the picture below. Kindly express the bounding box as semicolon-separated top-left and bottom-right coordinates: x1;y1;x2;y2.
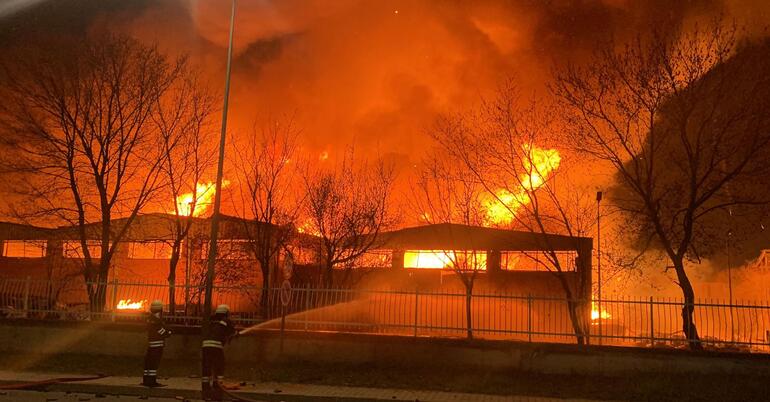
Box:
1;277;769;353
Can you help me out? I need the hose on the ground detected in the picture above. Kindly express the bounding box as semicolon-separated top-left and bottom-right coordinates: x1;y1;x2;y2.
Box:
219;386;264;402
0;375;263;402
0;374;108;390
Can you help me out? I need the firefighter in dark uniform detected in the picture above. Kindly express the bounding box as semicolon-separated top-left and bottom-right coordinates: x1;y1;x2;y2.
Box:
143;300;172;387
201;304;239;400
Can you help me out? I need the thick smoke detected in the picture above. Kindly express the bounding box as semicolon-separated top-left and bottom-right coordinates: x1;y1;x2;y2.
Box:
4;0;769;169
114;0;770;166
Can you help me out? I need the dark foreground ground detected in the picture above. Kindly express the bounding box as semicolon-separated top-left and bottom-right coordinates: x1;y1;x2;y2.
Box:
1;352;767;402
0;390;194;402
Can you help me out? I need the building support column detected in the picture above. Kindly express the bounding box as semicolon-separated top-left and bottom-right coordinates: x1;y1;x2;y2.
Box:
391;249;405;269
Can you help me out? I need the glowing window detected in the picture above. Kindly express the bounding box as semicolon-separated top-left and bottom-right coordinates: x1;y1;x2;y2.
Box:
2;240;46;258
199;240;252;260
500;251;577;272
128;242;172;259
63;241;102;258
355;251;392;268
404;250;487;270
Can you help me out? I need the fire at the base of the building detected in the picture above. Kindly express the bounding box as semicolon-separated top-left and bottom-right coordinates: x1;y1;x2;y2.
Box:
116;299;147;310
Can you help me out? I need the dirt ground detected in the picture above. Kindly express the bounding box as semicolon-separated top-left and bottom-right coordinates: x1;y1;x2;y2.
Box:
1;352;768;402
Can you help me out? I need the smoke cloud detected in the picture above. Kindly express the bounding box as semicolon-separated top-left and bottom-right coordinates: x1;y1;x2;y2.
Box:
108;0;768;167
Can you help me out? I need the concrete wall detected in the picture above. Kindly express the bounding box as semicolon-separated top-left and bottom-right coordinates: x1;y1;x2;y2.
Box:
2;320;770;377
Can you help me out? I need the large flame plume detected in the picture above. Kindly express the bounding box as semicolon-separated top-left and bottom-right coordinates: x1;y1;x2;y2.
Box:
483;145;561;225
172;180;231;217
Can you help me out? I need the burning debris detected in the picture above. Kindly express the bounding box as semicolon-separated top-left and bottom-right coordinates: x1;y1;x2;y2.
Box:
590;302;611;323
116;299;147;311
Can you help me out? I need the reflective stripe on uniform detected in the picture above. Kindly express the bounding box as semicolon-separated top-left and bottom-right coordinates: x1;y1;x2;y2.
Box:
202;340;223;348
219;321;228;326
149;340;165;347
158;328;166;335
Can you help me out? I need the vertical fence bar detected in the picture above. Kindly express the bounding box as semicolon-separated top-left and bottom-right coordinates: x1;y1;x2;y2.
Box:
46;278;53;317
413;289;419;337
527;294;532;343
110;279;119;322
304;284;310;332
649;296;654;346
22;276;31;318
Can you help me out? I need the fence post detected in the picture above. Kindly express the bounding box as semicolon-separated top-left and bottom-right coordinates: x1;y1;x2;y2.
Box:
46;278;53;316
110;279;119;322
527;294;532;343
413;289;419;337
649;296;654;346
23;276;31;318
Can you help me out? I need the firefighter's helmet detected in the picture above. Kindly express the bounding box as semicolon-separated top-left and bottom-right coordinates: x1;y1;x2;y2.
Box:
215;304;230;315
150;300;163;313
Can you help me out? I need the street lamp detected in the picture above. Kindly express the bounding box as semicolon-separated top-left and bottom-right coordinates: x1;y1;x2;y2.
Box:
203;0;237;325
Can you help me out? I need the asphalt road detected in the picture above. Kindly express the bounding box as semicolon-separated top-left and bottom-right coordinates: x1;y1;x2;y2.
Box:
0;390;208;402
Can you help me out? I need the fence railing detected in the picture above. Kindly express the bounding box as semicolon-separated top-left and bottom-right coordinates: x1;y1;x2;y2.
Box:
1;277;769;353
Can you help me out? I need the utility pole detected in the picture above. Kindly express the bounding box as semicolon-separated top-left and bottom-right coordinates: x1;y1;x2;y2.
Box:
203;0;237;325
596;190;602;345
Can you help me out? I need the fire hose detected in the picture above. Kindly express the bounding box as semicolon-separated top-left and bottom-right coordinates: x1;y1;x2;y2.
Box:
0;374;108;390
219;386;263;402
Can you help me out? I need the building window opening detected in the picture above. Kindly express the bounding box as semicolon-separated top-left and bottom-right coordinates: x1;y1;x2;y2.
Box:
403;250;487;270
2;240;47;258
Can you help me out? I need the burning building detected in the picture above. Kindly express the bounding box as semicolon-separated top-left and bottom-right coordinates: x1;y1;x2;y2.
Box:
357;223;592;299
2;217;592;319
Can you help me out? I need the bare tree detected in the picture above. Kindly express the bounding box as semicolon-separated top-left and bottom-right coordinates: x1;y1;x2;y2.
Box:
552;20;770;349
154;72;217;315
0;34;185;312
183;231;259;315
413;154;487;339
302;149;395;288
431;84;594;344
232;118;300;318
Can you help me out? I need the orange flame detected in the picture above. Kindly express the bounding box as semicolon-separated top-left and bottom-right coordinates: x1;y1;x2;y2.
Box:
172;180;231;217
296;219;321;236
591;302;611;322
116;299;146;310
484;145;560;225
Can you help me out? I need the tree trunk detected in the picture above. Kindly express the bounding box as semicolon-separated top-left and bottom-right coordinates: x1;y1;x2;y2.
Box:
88;260;110;314
323;261;334;289
566;299;586;346
168;242;182;317
260;259;270;319
89;282;108;314
673;257;702;350
556;276;586;345
465;285;473;340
